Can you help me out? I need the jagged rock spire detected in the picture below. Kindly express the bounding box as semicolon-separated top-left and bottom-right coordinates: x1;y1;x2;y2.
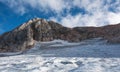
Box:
0;18;120;52
0;18;63;52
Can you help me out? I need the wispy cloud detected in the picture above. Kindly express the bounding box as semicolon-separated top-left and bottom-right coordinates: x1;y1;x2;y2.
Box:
1;0;67;15
0;0;27;15
1;0;120;27
50;0;120;27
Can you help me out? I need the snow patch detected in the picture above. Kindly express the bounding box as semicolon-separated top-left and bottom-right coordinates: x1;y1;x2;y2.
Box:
0;38;120;72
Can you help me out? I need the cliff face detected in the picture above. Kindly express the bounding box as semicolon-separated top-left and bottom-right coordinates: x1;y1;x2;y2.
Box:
0;18;68;52
0;18;120;52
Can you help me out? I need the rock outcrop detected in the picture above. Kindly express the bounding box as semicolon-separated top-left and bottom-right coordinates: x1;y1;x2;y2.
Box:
0;18;120;52
0;18;67;52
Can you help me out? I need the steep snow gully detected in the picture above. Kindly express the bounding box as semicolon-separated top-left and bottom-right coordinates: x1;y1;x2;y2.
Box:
0;38;120;72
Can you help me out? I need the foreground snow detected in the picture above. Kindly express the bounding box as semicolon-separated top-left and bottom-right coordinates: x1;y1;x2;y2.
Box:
0;56;120;72
0;38;120;72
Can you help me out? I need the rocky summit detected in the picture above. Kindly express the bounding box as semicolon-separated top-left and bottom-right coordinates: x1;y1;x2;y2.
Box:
0;18;120;52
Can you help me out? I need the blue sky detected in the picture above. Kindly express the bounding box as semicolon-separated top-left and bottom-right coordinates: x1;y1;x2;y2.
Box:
0;0;120;34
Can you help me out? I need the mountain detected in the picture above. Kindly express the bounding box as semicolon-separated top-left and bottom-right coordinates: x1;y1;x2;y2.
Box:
0;18;120;52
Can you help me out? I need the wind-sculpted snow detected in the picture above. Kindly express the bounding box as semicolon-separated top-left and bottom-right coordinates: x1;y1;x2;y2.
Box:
0;38;120;72
0;56;120;72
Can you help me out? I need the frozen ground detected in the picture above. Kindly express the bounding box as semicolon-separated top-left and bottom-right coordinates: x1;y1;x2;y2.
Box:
0;38;120;72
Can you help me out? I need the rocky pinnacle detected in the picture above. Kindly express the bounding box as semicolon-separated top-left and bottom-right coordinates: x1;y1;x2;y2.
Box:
0;18;120;52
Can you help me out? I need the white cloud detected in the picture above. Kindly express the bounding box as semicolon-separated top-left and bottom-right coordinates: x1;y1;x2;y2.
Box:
22;0;66;14
57;12;108;28
60;14;82;27
50;0;120;27
1;0;67;14
16;6;26;15
41;0;65;13
1;0;120;27
3;0;27;15
107;12;120;24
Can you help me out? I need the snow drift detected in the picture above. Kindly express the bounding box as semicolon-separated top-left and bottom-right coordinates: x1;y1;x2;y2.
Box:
0;38;120;72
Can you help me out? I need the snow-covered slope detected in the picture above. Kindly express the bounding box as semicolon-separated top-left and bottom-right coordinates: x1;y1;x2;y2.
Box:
0;38;120;72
